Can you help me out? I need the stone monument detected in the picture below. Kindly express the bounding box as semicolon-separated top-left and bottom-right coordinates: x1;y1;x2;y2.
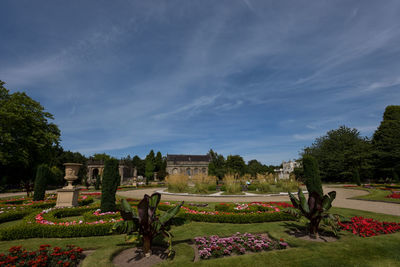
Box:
56;163;82;207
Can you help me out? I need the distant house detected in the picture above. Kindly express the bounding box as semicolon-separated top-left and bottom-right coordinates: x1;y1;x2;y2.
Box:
166;154;211;176
274;160;300;179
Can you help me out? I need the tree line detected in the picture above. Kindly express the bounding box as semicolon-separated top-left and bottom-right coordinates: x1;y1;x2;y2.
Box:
300;105;400;183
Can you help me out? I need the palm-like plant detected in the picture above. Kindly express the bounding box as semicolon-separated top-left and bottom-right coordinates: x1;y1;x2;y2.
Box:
112;193;183;256
288;155;337;237
288;189;337;237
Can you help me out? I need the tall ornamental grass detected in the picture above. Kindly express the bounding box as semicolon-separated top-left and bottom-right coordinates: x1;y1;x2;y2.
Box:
223;174;241;194
192;174;217;193
166;174;188;193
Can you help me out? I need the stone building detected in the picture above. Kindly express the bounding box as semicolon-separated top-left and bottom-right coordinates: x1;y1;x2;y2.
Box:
166;154;211;176
87;159;132;184
274;160;301;179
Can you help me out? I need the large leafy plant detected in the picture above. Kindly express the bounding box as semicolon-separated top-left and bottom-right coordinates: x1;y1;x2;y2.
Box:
288;155;337;237
112;193;183;256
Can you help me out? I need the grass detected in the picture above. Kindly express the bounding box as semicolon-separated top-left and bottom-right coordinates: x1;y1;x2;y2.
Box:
0;204;399;266
344;187;400;204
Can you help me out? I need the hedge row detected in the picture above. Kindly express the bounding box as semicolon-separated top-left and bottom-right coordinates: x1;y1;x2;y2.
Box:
0;210;113;240
215;203;273;213
41;206;96;223
179;211;295;223
82;211;121;222
0;222;112;240
0;209;32;223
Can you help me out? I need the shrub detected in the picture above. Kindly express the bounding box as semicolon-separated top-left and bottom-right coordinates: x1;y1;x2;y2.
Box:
303;155;323;197
166;174;188;192
353;169;361;186
101;158;120;212
33;164;51;201
0;208;32;223
95;174;101;190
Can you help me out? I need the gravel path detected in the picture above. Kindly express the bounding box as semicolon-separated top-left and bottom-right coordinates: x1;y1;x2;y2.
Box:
117;186;400;216
0;186;398;216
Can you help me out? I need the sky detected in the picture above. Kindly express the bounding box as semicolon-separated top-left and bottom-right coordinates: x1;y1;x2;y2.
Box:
1;1;400;165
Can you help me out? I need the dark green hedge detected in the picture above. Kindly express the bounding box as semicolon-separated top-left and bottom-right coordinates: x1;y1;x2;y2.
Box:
0;222;112;240
215;203;273;213
0;209;32;223
179;211;295;223
0;208;113;240
82;210;120;222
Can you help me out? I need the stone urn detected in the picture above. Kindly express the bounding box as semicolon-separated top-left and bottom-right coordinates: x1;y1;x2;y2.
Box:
56;163;82;207
63;163;82;189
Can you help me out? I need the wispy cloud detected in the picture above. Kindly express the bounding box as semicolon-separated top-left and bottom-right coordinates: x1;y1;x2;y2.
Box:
1;1;399;162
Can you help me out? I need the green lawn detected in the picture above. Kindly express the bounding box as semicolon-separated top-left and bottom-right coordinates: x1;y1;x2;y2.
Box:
346;187;400;204
0;205;399;266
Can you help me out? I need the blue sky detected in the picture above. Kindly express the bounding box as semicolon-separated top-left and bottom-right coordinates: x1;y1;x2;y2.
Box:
1;1;399;164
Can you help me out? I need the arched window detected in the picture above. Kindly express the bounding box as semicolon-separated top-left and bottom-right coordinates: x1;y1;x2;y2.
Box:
202;168;207;174
186;168;191;176
172;168;178;174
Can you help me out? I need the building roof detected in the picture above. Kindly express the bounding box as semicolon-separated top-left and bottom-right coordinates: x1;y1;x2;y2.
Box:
166;154;211;162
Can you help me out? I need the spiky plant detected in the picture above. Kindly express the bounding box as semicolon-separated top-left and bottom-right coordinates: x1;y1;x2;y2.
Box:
288;155;337;237
112;193;183;257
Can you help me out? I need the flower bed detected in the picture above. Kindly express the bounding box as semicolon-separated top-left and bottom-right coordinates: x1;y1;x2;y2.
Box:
0;195;93;210
0;206;120;240
180;202;294;223
82;209;121;222
0;244;83;266
386;192;400;199
215;202;292;213
338;216;400;237
194;232;288;259
36;206;122;226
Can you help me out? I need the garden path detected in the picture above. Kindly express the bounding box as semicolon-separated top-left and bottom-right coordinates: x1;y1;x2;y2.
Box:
117;186;400;216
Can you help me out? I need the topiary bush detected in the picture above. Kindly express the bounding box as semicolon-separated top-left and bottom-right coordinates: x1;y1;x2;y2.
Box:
100;158;120;212
303;155;323;197
33;164;51;201
353;169;361;186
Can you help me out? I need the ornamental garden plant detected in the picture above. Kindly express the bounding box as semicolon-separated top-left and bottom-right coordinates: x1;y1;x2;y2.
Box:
288;155;338;237
195;232;288;259
112;193;183;257
0;245;83;266
338;216;400;237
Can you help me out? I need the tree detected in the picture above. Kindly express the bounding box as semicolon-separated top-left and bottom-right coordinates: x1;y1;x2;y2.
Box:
54;149;87;185
132;156;145;176
100;159;120;212
154;152;163;173
145;160;155;184
372;105;400;179
144;150;155;183
91;153;111;162
208;149;226;179
303;126;372;182
246;159;267;178
352;169;361;186
33;164;51;201
0;81;60;189
225;155;246;176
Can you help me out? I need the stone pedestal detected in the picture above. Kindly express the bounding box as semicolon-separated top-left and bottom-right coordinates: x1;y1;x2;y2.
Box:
56;188;79;207
56;163;82;208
